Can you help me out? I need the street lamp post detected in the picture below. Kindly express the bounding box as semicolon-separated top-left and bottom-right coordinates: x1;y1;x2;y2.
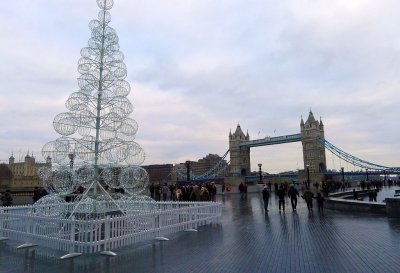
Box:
258;163;262;184
383;170;387;186
341;167;345;184
306;164;310;188
185;161;191;183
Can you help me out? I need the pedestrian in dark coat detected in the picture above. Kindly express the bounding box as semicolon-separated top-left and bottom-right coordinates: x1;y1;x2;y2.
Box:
277;185;286;212
238;182;246;200
314;193;325;213
372;189;378;202
288;185;300;211
262;185;270;212
353;189;359;200
302;188;314;212
149;183;155;199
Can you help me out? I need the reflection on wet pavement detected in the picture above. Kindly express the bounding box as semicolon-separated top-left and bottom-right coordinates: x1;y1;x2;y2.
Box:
1;189;400;273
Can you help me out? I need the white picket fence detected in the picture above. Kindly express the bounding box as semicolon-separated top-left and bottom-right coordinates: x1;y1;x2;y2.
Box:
0;201;222;254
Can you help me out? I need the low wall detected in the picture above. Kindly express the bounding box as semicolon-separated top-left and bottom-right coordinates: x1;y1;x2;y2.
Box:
326;190;400;217
386;198;400;218
328;190;370;199
325;197;386;215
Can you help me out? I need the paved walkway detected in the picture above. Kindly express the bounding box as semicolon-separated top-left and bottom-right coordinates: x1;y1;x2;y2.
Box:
1;190;400;273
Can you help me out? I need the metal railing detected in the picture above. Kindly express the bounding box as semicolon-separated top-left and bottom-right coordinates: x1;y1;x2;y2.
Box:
0;201;222;254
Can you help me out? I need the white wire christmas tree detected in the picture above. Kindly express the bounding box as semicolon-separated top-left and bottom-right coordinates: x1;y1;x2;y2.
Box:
37;0;152;219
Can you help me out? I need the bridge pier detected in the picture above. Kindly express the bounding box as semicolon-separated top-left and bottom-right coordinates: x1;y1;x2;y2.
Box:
224;176;245;186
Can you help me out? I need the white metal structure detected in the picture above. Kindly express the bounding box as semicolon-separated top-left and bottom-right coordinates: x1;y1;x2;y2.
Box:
0;0;222;256
0;201;221;255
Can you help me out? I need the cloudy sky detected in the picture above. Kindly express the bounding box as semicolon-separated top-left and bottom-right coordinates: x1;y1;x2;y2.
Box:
0;0;399;173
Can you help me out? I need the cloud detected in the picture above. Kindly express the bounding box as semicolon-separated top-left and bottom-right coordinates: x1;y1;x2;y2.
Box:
0;0;399;172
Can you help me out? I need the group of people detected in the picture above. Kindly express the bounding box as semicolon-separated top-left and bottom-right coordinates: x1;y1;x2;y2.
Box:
0;190;13;206
149;182;217;202
352;188;379;202
32;186;48;202
359;180;383;191
261;183;325;213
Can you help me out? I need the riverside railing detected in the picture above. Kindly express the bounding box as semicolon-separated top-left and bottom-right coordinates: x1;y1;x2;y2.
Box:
0;201;222;255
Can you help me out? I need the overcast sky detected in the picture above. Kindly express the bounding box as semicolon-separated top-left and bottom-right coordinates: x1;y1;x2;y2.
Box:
1;0;399;173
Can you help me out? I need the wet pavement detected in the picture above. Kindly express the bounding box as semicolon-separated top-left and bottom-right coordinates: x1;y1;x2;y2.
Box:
1;188;400;273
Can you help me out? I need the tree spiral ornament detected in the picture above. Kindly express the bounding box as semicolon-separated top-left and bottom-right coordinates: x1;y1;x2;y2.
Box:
38;0;151;218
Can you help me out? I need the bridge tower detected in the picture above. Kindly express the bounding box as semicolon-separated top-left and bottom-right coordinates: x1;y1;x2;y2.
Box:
229;124;251;177
301;110;327;182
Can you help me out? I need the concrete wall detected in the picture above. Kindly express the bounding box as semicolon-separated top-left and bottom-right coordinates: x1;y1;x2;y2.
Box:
325;197;387;215
326;189;400;217
328;190;370;199
386;198;400;218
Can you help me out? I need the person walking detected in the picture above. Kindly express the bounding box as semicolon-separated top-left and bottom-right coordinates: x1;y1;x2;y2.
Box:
353;189;359;200
210;182;217;202
149;183;155;199
169;184;176;201
238;182;246;200
372;189;378;202
155;183;161;201
368;190;374;202
277;185;286;212
314;192;325;213
161;183;169;201
302;187;314;212
287;184;300;211
262;185;270;212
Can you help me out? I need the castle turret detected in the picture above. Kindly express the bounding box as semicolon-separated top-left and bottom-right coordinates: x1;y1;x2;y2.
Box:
24;153;36;176
9;154;15;165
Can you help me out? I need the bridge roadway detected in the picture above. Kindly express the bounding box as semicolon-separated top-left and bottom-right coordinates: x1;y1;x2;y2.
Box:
240;133;302;148
1;188;400;273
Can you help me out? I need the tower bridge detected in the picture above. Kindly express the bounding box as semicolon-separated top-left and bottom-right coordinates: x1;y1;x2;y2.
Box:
239;133;302;148
176;110;399;184
228;110;326;183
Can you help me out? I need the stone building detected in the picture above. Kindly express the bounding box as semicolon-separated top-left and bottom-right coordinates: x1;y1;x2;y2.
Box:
228;124;250;176
173;154;229;183
300;110;327;183
6;154;51;190
142;164;174;184
191;154;228;175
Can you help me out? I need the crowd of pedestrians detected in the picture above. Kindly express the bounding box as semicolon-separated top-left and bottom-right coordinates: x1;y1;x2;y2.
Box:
149;182;217;202
259;178;396;214
260;181;326;214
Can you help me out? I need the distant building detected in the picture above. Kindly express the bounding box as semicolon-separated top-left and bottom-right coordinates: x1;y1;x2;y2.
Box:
191;154;228;176
174;154;229;182
6;153;51;190
142;164;174;184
